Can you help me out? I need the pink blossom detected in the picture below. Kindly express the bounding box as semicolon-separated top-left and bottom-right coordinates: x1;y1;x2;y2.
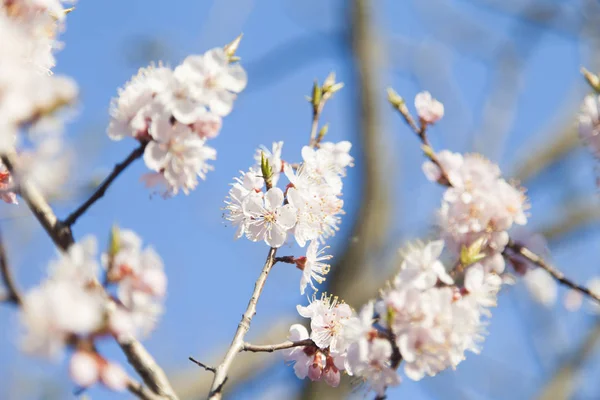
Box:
415;91;444;125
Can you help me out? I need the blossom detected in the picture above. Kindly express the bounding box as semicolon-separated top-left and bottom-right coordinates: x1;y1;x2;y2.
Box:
297;240;332;294
20;280;104;358
0;13;77;146
108;45;247;196
108;66;174;141
426;152;528;271
297;293;353;354
174;48;247;116
143;115;217;196
346;337;400;396
255;141;283;187
0;163;18;204
399;240;453;289
579;94;600;158
70;351;100;388
463;264;502;310
523;268;557;307
103;229;167;338
69;351;128;391
224;166;264;239
242;188;297;248
414;91;444;125
282;324;314;379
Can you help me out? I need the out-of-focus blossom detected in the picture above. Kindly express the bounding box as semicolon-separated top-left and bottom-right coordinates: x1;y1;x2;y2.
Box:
415;91;444;125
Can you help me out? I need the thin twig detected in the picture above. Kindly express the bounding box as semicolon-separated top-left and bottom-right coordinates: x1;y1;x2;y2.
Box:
308;100;326;148
207;247;278;400
64;142;147;227
506;240;600;304
189;357;216;373
241;339;315;353
0;229;22;305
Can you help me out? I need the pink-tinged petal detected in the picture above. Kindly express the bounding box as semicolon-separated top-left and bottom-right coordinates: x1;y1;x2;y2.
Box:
422;161;441;182
218;64;247;93
264;187;284;211
143;142;168;172
293;356;311;379
266;224;287;248
277;204;298;230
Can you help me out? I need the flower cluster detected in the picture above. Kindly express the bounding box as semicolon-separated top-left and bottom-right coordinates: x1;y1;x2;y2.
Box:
0;3;77;145
2;0;74;73
423;151;528;274
283;241;501;396
224;138;352;293
108;46;247;196
19;229;166;391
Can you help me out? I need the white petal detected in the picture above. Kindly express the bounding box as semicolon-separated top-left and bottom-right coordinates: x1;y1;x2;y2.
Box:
264;188;284;211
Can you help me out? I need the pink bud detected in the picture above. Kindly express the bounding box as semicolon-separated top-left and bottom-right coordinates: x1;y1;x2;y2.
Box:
307;352;325;381
100;362;129;391
323;358;340;387
69;351;100;388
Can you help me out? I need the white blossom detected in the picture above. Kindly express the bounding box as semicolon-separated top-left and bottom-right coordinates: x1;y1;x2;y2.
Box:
579;94;600;158
523;268;557;307
242;188;297;248
297;293;353;354
415;91;444;125
298;240;332;294
174;48;247;116
69;351;100;388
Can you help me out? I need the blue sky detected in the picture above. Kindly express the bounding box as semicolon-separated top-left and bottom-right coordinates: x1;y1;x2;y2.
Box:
1;1;600;399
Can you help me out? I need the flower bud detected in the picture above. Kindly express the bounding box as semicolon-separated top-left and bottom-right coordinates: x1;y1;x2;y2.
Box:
70;351;100;388
323;357;340;387
308;352;325;381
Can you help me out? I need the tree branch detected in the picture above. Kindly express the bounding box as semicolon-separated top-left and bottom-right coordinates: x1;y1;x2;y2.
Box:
506;239;600;304
207;247;278;400
241;339;315;353
1;152;74;250
118;334;179;399
127;378;171;400
64;142;147;227
0;229;22;305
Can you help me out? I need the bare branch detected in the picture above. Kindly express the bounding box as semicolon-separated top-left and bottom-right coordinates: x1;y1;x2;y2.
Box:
0;229;22;305
127;378;170;400
119;334;179;399
188;357;216;373
1;152;74;250
241;339;315;353
64;142;147;227
506;240;600;304
207;247;278;399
